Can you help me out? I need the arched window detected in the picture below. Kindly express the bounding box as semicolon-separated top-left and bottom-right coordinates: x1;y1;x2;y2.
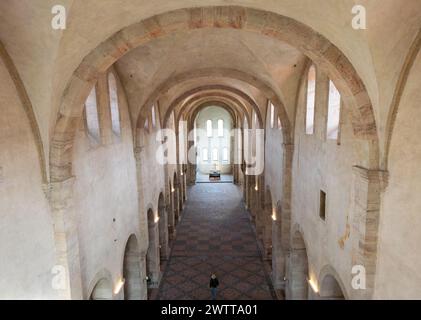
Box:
108;73;121;136
144;118;149;132
269;101;274;128
85;85;100;140
223;147;228;162
202;148;208;162
327;80;341;140
212;148;218;161
217;119;224;137
306;65;316;135
151;104;156;128
207;120;213;137
277;116;282;130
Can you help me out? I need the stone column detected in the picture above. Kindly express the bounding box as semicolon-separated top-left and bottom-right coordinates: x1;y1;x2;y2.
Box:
272;143;293;289
281;143;293;251
147;219;161;287
134;146;149;265
271;218;285;289
174;183;180;223
350;166;388;299
159;208;170;260
262;216;272;260
47;177;83;300
167;199;176;241
253;176;264;241
286;247;308;300
187;138;197;185
139;252;148;300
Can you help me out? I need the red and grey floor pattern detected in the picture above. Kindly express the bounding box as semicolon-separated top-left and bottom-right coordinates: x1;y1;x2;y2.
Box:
154;183;276;300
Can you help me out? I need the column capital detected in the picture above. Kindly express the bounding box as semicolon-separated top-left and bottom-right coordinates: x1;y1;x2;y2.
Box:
133;146;144;160
352;166;389;191
43;176;76;204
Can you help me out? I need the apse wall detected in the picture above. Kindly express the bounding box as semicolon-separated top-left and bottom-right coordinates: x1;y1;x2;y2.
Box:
0;57;56;299
375;50;421;299
195;106;233;174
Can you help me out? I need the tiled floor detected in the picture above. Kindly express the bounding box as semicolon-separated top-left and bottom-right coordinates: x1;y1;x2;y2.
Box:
155;183;276;300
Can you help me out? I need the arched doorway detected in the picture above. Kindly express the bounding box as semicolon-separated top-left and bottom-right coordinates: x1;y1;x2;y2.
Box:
287;229;309;300
90;278;113;300
158;193;169;260
146;208;160;288
319;274;346;300
123;234;142;300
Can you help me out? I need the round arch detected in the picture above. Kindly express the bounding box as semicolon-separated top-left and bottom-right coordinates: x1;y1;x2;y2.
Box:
179;94;250;128
48;7;380;297
88;269;113;300
163;84;264;132
189;101;237;128
287;226;309;300
51;6;379;183
384;30;421;169
318;265;349;300
122;234;142;300
133;67;290;143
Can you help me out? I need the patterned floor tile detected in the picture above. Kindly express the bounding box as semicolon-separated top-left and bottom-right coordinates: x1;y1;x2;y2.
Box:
155;183;276;300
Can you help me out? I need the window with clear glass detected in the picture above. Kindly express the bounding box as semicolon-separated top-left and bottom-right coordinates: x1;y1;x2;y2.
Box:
218;119;224;137
269;101;274;128
207;120;213;137
151;104;156;128
85;85;100;140
202;148;208;161
306;65;316;135
108;73;121;135
212;148;218;161
223;147;228;161
144;118;149;132
327;80;341;140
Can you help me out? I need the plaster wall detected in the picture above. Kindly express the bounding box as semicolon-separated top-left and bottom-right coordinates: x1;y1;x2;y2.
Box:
0;57;56;299
290;66;368;297
374;50;421;299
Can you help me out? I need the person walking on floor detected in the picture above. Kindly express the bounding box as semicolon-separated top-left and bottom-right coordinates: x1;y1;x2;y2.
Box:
209;273;219;300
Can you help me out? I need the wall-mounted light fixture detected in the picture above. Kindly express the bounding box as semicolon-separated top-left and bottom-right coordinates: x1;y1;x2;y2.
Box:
154;216;160;223
114;278;125;295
